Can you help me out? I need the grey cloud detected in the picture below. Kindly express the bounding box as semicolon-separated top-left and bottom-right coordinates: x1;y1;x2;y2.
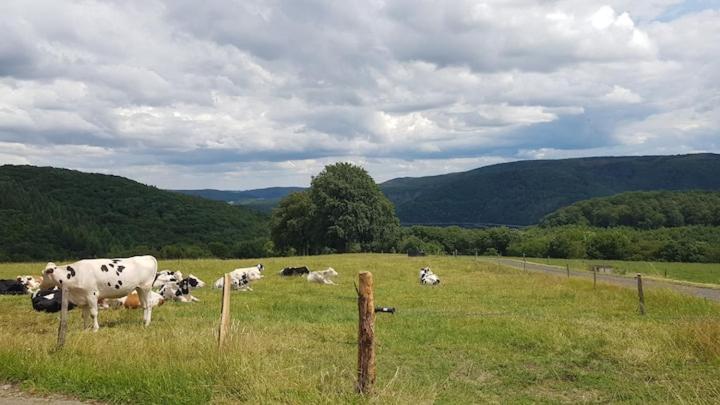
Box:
0;1;717;188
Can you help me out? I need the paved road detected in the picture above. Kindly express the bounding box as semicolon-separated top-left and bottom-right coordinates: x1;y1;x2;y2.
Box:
481;257;720;302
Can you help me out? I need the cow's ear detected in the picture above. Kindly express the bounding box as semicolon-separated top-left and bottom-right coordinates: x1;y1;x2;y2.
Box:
16;276;22;281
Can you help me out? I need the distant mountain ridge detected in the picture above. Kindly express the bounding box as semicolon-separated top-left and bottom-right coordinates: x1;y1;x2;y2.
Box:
172;187;305;213
172;153;720;226
380;153;720;226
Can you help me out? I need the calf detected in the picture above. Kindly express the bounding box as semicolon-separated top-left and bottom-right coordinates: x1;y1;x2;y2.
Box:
307;267;338;285
419;267;440;285
0;279;27;295
279;266;310;276
31;288;77;313
41;255;158;331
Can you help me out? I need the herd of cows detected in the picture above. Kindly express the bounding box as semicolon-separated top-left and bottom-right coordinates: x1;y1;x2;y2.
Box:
0;256;441;331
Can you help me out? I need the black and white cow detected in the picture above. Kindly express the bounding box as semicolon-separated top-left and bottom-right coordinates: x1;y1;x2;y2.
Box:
158;274;205;302
41;255;158;331
31;288;77;313
279;266;310;276
0;279;27;295
152;270;183;289
213;264;264;289
419;267;440;285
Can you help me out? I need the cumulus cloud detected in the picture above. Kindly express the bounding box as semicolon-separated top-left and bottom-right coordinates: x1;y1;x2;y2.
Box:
0;0;718;188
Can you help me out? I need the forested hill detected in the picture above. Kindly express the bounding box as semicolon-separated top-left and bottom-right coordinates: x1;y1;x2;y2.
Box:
0;165;269;261
380;153;720;226
540;190;720;228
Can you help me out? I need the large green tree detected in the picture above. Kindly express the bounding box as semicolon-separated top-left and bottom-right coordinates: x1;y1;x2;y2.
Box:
270;162;400;253
270;191;315;255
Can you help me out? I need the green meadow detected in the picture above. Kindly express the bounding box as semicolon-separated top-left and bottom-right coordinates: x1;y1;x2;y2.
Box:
1;254;719;404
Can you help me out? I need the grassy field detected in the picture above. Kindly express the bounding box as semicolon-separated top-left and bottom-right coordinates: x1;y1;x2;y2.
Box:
513;257;720;285
1;254;720;403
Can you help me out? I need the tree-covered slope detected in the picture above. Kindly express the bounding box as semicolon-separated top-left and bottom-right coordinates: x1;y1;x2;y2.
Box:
0;165;269;261
380;153;720;226
540;190;720;228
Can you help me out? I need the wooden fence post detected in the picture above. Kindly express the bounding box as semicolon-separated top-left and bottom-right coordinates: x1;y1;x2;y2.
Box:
566;264;570;278
522;253;526;272
636;273;645;315
593;267;597;289
56;287;69;348
357;272;376;395
218;273;231;347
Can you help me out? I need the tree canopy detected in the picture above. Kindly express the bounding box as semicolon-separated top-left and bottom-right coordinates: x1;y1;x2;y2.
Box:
271;162;399;253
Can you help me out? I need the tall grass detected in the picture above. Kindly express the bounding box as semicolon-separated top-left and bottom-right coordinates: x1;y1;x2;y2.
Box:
1;254;719;403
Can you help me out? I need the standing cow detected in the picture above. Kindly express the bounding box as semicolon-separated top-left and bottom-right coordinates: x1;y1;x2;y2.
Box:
41;255;158;331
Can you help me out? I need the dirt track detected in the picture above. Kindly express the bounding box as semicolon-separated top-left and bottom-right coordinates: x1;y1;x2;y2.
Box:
482;257;720;302
0;384;96;405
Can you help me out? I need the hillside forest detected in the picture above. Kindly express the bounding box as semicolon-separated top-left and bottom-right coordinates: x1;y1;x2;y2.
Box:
2;164;720;263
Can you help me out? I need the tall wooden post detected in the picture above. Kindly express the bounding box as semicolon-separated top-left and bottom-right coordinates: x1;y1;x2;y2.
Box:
566;264;570;278
56;287;69;348
636;273;645;315
523;253;527;272
218;273;231;347
357;272;376;395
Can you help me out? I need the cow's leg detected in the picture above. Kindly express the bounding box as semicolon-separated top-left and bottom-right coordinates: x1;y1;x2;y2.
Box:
82;306;90;329
136;287;152;326
88;294;100;332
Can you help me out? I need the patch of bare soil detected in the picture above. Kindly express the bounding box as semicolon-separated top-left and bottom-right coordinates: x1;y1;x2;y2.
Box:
0;384;102;405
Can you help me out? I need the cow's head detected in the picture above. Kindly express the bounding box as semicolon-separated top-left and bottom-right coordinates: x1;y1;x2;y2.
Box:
17;275;40;290
42;262;77;288
186;274;205;288
256;264;264;272
323;267;338;277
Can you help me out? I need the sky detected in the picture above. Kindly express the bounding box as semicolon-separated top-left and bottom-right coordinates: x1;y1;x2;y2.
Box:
0;0;719;190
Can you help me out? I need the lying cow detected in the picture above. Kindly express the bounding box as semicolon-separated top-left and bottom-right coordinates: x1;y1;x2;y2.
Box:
41;255;158;331
307;268;338;285
419;267;440;285
279;266;310;276
0;279;27;295
31;288;78;313
153;270;183;289
117;291;165;309
213;264;264;289
159;275;205;302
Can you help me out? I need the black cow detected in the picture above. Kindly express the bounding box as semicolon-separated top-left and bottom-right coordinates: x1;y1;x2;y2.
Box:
279;266;310;276
0;279;27;295
31;288;77;313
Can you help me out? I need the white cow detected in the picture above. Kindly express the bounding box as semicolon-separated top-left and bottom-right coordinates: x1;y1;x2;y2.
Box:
213;264;264;290
419;267;440;285
307;267;338;285
41;255;158;331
